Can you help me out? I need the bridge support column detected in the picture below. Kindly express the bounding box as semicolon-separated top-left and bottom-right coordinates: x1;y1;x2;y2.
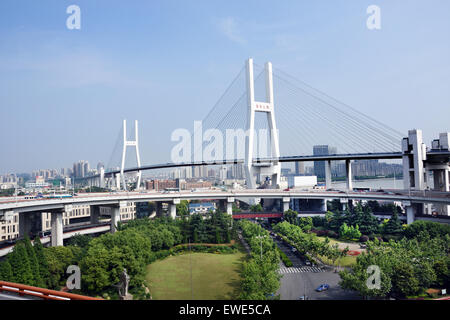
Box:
18;212;32;239
115;173;121;190
340;199;348;211
169;204;176;219
90;205;100;224
325;160;332;189
51;211;63;247
99;168;105;188
282;197;290;212
406;206;415;225
345;159;353;191
155;202;163;217
321;199;327;213
111;207;121;233
169;199;180;219
226;197;234;215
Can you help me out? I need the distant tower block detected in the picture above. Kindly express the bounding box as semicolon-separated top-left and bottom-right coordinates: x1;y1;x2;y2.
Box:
244;58;281;189
120;120;142;191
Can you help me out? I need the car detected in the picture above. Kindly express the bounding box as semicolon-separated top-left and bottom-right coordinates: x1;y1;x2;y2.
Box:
291;247;297;253
316;284;330;292
298;295;308;300
283;188;290;191
305;260;311;266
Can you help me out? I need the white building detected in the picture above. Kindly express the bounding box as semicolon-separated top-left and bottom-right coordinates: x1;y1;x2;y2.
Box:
287;176;318;189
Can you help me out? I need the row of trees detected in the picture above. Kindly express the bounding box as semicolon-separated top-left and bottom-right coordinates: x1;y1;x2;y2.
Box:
339;235;450;298
238;220;281;300
313;202;404;237
273;221;345;267
0;236;82;290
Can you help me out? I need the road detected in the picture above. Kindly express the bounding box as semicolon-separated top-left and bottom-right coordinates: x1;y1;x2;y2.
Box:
274;237;361;300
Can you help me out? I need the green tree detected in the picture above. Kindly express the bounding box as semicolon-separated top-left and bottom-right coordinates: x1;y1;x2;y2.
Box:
176;200;189;216
0;260;13;281
8;242;33;285
23;236;43;287
250;204;263;212
391;263;420;297
297;217;313;232
384;208;403;234
33;236;50;288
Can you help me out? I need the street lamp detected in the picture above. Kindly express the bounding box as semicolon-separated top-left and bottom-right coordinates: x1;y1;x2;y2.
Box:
255;234;267;260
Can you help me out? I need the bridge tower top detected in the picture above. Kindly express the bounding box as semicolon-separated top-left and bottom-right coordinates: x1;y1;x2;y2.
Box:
120;120;142;190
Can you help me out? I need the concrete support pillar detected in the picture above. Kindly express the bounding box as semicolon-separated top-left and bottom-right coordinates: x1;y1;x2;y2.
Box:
18;212;32;239
444;169;450;192
169;204;177;219
90;205;100;224
168;199;180;219
282;197;290;212
226;197;235;215
325;160;332;189
111;207;121;233
51;211;63;247
99;168;105;188
116;173;121;190
156;202;163;217
345;159;353;191
406;206;415;225
340;199;348;211
321;199;327;213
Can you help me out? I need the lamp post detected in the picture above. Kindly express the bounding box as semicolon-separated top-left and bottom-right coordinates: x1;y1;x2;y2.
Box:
255;234;267;260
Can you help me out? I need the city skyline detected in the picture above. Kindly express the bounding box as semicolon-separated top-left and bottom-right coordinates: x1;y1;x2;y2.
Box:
0;1;449;173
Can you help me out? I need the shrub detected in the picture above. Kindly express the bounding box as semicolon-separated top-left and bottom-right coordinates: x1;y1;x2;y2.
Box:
310;229;328;237
277;248;293;267
327;231;338;238
360;235;369;243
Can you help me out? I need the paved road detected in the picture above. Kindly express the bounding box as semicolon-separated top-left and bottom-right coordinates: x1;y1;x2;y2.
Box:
274;238;361;300
0;292;35;300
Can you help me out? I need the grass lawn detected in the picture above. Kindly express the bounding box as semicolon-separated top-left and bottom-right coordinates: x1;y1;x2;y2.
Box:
316;236;360;267
146;250;246;300
319;254;357;267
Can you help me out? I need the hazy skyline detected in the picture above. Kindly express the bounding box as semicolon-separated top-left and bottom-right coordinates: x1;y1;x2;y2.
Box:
1;0;449;174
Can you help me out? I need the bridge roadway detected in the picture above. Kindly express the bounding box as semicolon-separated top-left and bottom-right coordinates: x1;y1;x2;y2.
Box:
0;223;111;257
72;149;449;180
1;189;449;214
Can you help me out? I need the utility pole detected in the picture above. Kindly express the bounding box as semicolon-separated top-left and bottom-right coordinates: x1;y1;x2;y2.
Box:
189;238;193;300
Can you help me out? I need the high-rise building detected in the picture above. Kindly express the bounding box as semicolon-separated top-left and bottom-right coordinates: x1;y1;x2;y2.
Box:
219;166;227;180
73;160;90;178
97;162;104;172
295;162;305;175
313;145;337;179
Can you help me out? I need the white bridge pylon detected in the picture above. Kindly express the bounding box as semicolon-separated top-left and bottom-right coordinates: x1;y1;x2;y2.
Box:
119;119;142;191
245;58;281;189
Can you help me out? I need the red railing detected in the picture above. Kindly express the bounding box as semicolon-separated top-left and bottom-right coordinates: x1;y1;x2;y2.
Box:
0;281;103;300
232;212;283;219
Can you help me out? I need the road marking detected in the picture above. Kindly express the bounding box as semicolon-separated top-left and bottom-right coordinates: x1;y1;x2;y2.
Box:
278;266;325;274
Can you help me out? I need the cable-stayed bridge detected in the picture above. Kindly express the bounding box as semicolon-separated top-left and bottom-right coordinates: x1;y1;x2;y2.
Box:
93;59;412;188
79;59;448;197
